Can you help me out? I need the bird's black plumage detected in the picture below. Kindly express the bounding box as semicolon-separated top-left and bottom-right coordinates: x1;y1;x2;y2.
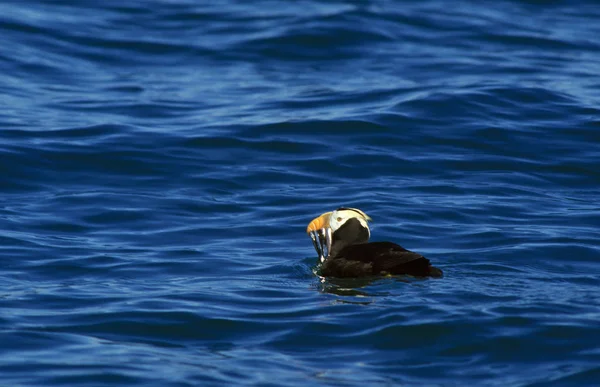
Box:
321;218;442;278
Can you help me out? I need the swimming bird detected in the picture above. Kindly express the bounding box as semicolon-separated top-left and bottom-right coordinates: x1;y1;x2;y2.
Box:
306;207;442;278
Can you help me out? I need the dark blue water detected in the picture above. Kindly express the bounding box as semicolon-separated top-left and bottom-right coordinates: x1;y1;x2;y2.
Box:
2;1;600;386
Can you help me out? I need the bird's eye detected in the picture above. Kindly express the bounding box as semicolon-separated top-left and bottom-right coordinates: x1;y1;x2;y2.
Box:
336;217;342;222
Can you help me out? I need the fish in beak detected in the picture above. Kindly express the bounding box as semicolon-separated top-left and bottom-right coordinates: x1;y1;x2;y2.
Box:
306;212;332;262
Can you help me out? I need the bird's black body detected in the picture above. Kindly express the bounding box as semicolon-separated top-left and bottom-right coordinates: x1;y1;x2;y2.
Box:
321;218;443;278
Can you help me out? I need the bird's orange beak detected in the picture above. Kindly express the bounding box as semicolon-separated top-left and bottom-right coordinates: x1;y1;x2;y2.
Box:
306;212;331;234
306;212;332;262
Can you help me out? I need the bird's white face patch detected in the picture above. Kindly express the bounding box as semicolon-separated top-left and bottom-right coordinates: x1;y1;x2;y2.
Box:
329;208;371;237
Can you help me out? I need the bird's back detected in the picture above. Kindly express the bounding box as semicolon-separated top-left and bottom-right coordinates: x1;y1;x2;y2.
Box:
321;241;442;278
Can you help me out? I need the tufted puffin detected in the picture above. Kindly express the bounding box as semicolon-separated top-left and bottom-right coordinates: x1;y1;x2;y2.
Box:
306;207;442;278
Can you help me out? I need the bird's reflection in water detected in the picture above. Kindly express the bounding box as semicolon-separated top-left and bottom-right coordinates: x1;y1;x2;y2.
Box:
312;267;414;304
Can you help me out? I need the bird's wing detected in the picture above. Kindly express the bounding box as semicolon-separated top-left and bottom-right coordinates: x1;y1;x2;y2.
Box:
336;241;434;276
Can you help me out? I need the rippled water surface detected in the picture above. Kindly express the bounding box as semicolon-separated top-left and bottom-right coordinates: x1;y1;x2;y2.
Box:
2;1;600;386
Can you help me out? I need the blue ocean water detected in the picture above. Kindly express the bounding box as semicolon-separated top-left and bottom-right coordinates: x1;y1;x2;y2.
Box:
1;0;599;385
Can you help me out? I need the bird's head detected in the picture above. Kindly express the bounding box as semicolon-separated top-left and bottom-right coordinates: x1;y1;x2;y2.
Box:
306;207;372;262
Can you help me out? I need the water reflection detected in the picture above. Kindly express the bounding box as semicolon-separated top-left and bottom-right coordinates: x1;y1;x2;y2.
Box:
311;264;418;301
